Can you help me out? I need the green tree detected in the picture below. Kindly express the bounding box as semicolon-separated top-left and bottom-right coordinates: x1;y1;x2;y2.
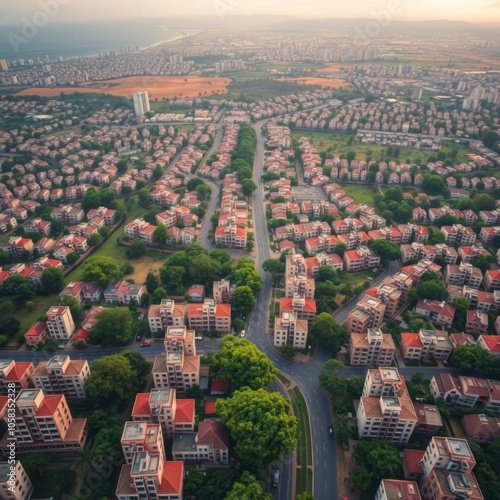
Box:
85;354;138;406
429;230;445;245
310;313;348;352
368;239;401;261
472;255;493;273
217;388;298;469
41;267;65;294
120;350;150;379
160;265;186;295
334;242;347;257
262;259;285;275
21;453;48;483
232;285;256;317
153;223;168;245
60;295;85;324
333;413;353;446
224;472;272;500
296;493;315;500
451;297;469;332
408;318;425;333
189;254;221;284
127;238;147;258
90;308;133;347
242;179;257;196
349;440;403;497
153;287;167;304
474;194;496;212
212;335;277;391
451;344;491;372
81;256;122;287
280;344;297;359
0;274;37;305
89;232;102;246
145;272;159;294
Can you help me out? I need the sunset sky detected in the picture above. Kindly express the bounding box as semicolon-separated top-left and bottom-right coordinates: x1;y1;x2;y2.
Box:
1;0;500;24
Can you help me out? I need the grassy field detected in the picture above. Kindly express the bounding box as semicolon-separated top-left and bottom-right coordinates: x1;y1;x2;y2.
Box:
149;101;193;114
337;182;379;205
292;130;473;164
223;79;322;100
290;386;313;496
0;86;27;95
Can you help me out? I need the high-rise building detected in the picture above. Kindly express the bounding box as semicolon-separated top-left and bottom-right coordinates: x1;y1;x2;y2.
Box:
46;306;75;341
0;460;33;500
0;389;87;455
133;90;151;117
0;60;8;72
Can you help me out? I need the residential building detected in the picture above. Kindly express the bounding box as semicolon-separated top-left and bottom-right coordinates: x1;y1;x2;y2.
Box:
441;224;477;246
121;422;165;465
285;274;315;299
115;451;184;500
32;355;90;399
172;419;229;465
420;437;483;500
104;281;146;305
484;270;500;291
273;311;309;349
443;263;483;289
477;335;500;356
214;225;247;249
153;326;200;393
213;280;235;304
0;361;34;395
148;300;187;333
343;247;381;272
23;321;48;346
462;414;500;444
0;389;87;455
279;296;316;322
430;374;500;413
414;300;455;327
375;479;421;500
46;306;75;341
357;368;418;444
400;330;453;362
413;403;443;435
187;299;231;333
347;296;386;333
0;461;33;500
133;90;151;117
348;328;396;366
466;310;489;335
132;389;195;437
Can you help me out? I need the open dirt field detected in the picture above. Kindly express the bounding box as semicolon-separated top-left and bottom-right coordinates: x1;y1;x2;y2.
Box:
18;76;232;100
316;65;347;74
274;77;351;89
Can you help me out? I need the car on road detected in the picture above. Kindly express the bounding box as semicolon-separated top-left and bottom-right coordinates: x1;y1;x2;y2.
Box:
140;341;152;347
272;470;279;487
240;330;246;337
195;336;203;341
329;424;334;436
136;335;142;341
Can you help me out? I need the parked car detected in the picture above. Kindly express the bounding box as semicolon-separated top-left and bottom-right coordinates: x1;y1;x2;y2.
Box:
140;341;152;347
329;424;334;436
195;336;203;341
240;330;246;337
272;470;279;487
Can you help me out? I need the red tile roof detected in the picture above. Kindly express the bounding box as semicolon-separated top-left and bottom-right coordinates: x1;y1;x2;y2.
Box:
480;335;500;353
403;449;425;475
197;419;229;450
401;333;423;349
212;379;230;393
157;461;184;495
205;401;217;415
3;362;32;382
174;399;195;423
36;394;64;417
132;393;150;417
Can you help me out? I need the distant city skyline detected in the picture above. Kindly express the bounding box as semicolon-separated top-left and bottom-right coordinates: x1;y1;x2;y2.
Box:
1;0;500;24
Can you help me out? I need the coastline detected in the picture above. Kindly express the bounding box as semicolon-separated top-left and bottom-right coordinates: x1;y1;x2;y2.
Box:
141;30;202;51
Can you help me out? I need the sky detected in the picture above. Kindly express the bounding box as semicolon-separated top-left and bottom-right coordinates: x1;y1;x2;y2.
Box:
1;0;500;24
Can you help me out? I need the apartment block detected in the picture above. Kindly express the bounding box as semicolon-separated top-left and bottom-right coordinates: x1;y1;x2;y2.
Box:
347;296;386;333
148;300;187;334
115;451;184;500
279;296;316;322
420;437;483;500
375;479;421;500
400;330;453;362
32;355;90;399
430;374;500;413
46;306;75;341
357;368;417;444
153;326;200;393
365;283;402;319
414;300;455;327
273;311;309;349
444;263;483;289
484;269;500;291
187;299;231;333
172;419;229;466
0;389;87;455
466;310;489;335
213;280;235;304
285;253;307;277
214;225;247;249
0;361;34;395
121;422;165;465
349;328;396;366
413;403;443;435
441;224;477;246
462;413;500;444
477;335;500;356
285;274;315;299
0;461;33;500
343;247;381;272
132;389;195;437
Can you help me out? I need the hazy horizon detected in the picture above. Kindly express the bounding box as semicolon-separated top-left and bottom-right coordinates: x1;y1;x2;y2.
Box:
2;0;500;25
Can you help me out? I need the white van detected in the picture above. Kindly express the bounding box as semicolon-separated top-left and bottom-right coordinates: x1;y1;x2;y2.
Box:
195;336;203;341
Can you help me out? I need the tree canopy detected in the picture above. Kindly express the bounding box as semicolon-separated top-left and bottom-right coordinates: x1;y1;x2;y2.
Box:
41;267;65;294
81;256;122;287
310;313;348;352
224;472;272;500
0;274;37;305
212;335;277;391
217;388;298;469
89;308;133;347
368;239;401;261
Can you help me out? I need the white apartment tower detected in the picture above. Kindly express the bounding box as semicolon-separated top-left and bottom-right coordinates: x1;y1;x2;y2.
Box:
133;90;151;117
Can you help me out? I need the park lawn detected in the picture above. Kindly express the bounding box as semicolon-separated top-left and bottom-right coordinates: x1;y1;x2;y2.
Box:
149;101;193;114
224;79;321;100
15;294;59;343
291;130;473;165
338;182;378;205
290;386;313;496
